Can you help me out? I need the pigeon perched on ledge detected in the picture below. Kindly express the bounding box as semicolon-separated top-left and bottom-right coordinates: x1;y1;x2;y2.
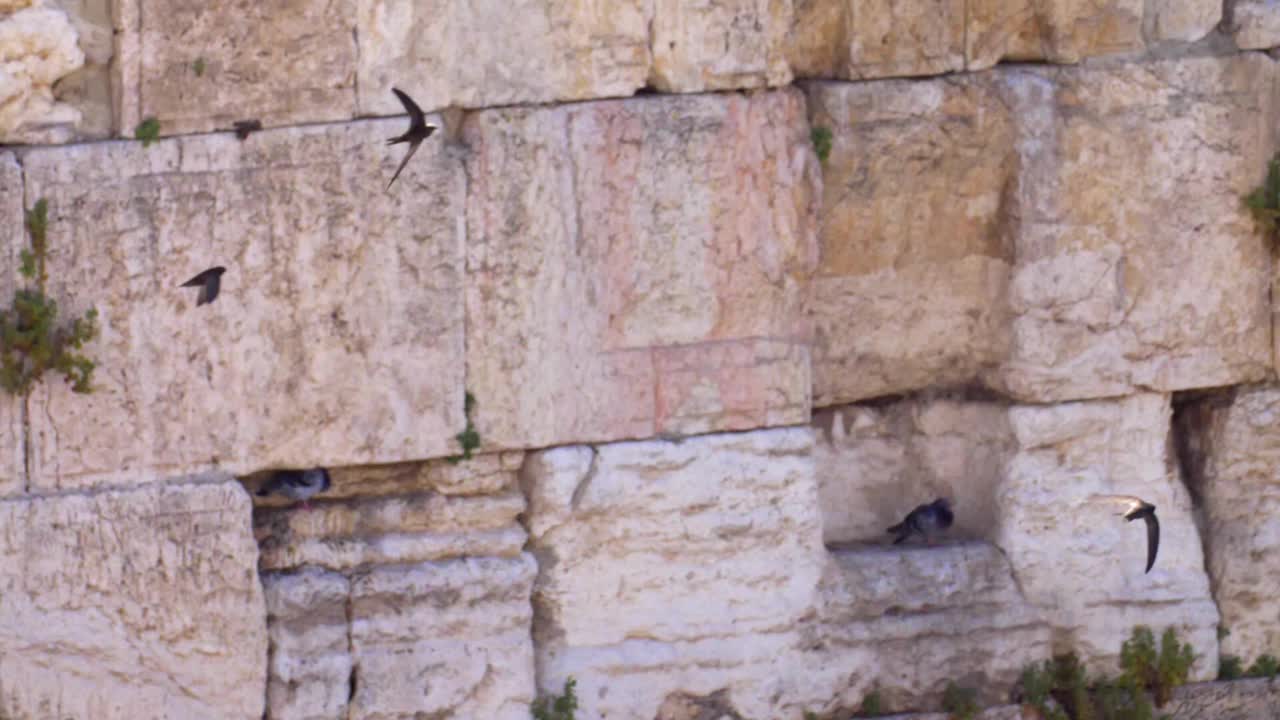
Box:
257;468;332;510
887;498;954;545
1089;494;1160;574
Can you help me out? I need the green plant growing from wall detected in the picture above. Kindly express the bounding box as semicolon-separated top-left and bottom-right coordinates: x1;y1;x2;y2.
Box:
192;57;206;77
1245;154;1280;242
1246;653;1280;678
857;687;884;717
941;681;978;720
532;676;578;720
811;126;833;164
447;391;481;463
1120;626;1195;707
0;199;98;396
1218;655;1243;681
134;117;161;147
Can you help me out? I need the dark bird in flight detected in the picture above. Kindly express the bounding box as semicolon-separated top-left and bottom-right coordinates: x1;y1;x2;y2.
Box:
179;266;226;306
257;467;332;510
887;498;954;545
233;119;262;140
385;87;436;190
1091;494;1160;574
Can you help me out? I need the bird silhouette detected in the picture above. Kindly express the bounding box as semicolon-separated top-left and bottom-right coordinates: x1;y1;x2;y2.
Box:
1089;494;1160;574
385;87;437;190
179;266;226;306
887;498;954;545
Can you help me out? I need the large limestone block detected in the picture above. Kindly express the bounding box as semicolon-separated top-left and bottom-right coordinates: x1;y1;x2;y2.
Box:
114;0;357;137
19;120;465;490
1165;678;1280;719
1175;386;1280;664
0;153;20;496
0;1;86;143
356;0;648;116
999;56;1277;402
264;569;353;720
789;0;965;80
466;90;818;450
0;477;267;720
803;544;1051;712
996;393;1220;679
806;77;1014;406
813;399;1011;546
1234;0;1280;49
965;0;1143;70
348;555;537;720
523;428;825;719
1149;0;1222;41
649;0;793;92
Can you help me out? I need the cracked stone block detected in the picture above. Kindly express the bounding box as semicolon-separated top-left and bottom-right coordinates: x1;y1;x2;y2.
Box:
998;56;1277;402
348;555;537;720
965;0;1143;69
465;89;818;451
523;427;825;719
0;1;86;143
802;543;1052;713
0;477;267;720
806;76;1014;406
648;0;793;92
1175;386;1280;665
254;452;526;571
0;153;21;496
997;393;1220;679
264;568;352;720
1234;0;1280;49
19;120;465;491
357;0;649;116
114;0;357;137
788;0;966;80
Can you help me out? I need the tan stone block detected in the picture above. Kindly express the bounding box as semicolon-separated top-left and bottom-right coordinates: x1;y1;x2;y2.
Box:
1234;0;1280;49
20;120;465;490
0;2;86;143
789;0;965;79
47;0;114;139
1000;56;1276;401
0;478;266;719
965;0;1143;70
465;90;818;450
649;0;793;92
349;555;537;720
356;0;649;116
1149;0;1221;41
807;76;1014;406
115;0;357;137
264;568;352;720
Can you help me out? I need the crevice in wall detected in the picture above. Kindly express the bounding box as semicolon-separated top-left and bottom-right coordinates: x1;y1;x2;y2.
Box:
343;581;356;720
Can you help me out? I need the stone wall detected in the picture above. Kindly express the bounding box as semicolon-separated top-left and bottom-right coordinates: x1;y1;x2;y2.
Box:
5;0;1280;719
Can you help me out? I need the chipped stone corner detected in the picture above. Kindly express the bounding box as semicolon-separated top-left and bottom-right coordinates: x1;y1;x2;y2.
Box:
0;0;89;143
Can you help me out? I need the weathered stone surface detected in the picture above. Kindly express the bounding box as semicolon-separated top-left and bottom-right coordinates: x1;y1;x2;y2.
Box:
0;477;266;720
1165;678;1280;719
965;0;1143;69
114;0;357;137
1234;0;1280;49
47;0;114;139
349;555;536;720
466;90;818;450
264;568;352;720
999;55;1276;402
20;120;465;490
357;0;648;117
1149;0;1222;42
649;0;792;91
0;153;20;496
1176;386;1280;665
524;428;825;720
789;0;965;80
0;1;85;143
813;399;1011;546
255;452;526;571
806;77;1014;406
803;544;1051;713
997;393;1220;679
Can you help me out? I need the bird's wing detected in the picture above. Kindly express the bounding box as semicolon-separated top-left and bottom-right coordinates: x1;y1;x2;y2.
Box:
1087;493;1148;514
391;87;426;128
201;273;221;305
180;270;208;288
1143;512;1160;574
386;139;422;191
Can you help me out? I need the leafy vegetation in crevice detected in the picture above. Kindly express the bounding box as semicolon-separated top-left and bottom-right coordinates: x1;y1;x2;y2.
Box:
942;681;979;720
134;117;161;147
1218;655;1243;681
810;126;833;164
446;390;481;463
857;687;884;717
532;676;578;720
0;199;98;396
1246;653;1280;679
1245;154;1280;243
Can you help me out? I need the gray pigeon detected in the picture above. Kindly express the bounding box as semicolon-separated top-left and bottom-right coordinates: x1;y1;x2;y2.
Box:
257;467;331;510
887;498;954;545
1090;494;1160;574
179;266;226;306
385;87;437;190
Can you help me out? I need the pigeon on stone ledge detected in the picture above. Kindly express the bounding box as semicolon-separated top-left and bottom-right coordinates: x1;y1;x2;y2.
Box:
887;498;954;545
257;468;332;510
179;266;226;306
385;87;437;190
1089;494;1160;574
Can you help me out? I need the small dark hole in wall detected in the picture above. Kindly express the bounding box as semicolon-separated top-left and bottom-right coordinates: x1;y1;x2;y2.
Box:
348;665;358;703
